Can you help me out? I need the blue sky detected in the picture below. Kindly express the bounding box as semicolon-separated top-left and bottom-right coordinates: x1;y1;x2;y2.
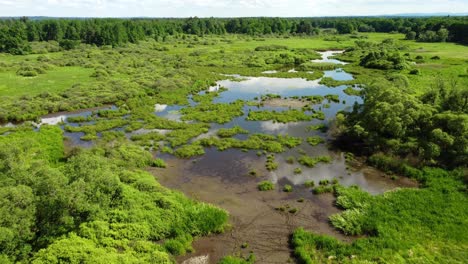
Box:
1;0;467;17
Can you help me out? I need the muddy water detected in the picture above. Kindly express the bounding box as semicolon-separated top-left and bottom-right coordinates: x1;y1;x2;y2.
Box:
155;148;415;263
152;155;350;264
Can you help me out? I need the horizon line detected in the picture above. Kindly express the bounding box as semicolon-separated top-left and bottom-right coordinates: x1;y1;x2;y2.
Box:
1;13;468;19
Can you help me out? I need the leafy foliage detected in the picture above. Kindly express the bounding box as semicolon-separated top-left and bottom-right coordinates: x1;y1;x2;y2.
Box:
258;181;275;191
0;127;228;263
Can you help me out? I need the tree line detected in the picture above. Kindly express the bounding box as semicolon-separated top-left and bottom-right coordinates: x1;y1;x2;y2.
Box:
0;16;467;54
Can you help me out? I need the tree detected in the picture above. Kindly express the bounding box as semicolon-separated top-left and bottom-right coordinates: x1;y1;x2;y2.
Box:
41;20;63;41
336;22;355;34
405;31;417;40
0;185;36;260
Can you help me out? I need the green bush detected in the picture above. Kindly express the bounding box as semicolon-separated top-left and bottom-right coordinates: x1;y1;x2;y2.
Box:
283;184;293;192
409;69;420;75
174;144;205;158
217;126;249;138
360;50;408;70
258;181;275;191
152;158;167;168
255;45;288;51
298;155;332;168
219;254;255;264
304;180;314;188
266;154;279;171
306;136;325;146
286;156;295;164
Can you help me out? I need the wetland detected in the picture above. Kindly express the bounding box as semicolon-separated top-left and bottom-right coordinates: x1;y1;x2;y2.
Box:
0;17;467;264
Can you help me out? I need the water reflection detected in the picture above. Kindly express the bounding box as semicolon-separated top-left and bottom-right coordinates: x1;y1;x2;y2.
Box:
262;70;278;74
41;115;68;126
259;121;301;133
154;104;168;112
155;105;183;121
324;68;354;81
312;50;348;65
214;77;323;103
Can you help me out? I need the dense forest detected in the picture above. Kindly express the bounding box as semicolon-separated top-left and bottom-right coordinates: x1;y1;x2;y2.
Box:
1;16;468;54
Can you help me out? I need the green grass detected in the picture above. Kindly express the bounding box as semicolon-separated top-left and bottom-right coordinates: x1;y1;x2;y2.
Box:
0;67;93;97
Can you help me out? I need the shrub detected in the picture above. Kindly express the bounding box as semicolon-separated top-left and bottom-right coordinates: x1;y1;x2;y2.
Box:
343;87;361;96
248;170;257;176
174;144;205;158
298;155;332;167
360;50;408;70
163;235;193;255
294;168;302;174
329;209;365;235
313;185;334;194
304;181;314;188
17;70;38;77
266;154;279;171
258;181;275;191
307;136;325;146
59;40;80;50
217;126;249;138
409;69;420;75
152;158;167;168
319;179;330;186
219;254;255;264
334;185;372;210
283;184;293;192
255;45;289;51
307;124;328;133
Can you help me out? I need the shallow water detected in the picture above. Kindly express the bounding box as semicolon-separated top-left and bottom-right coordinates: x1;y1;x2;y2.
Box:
19;51;417;263
312;50;348;65
43;106;116;147
324;68;354;81
30;51;405;195
155;104;184;121
148;54;416;263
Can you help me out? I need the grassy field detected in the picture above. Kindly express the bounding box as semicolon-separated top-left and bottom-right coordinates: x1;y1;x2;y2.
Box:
1;33;465;100
0;67;93;97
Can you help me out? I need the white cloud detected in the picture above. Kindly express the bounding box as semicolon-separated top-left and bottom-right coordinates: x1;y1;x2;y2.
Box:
0;0;467;17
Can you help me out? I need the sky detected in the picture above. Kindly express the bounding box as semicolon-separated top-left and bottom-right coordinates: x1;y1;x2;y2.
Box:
0;0;467;17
